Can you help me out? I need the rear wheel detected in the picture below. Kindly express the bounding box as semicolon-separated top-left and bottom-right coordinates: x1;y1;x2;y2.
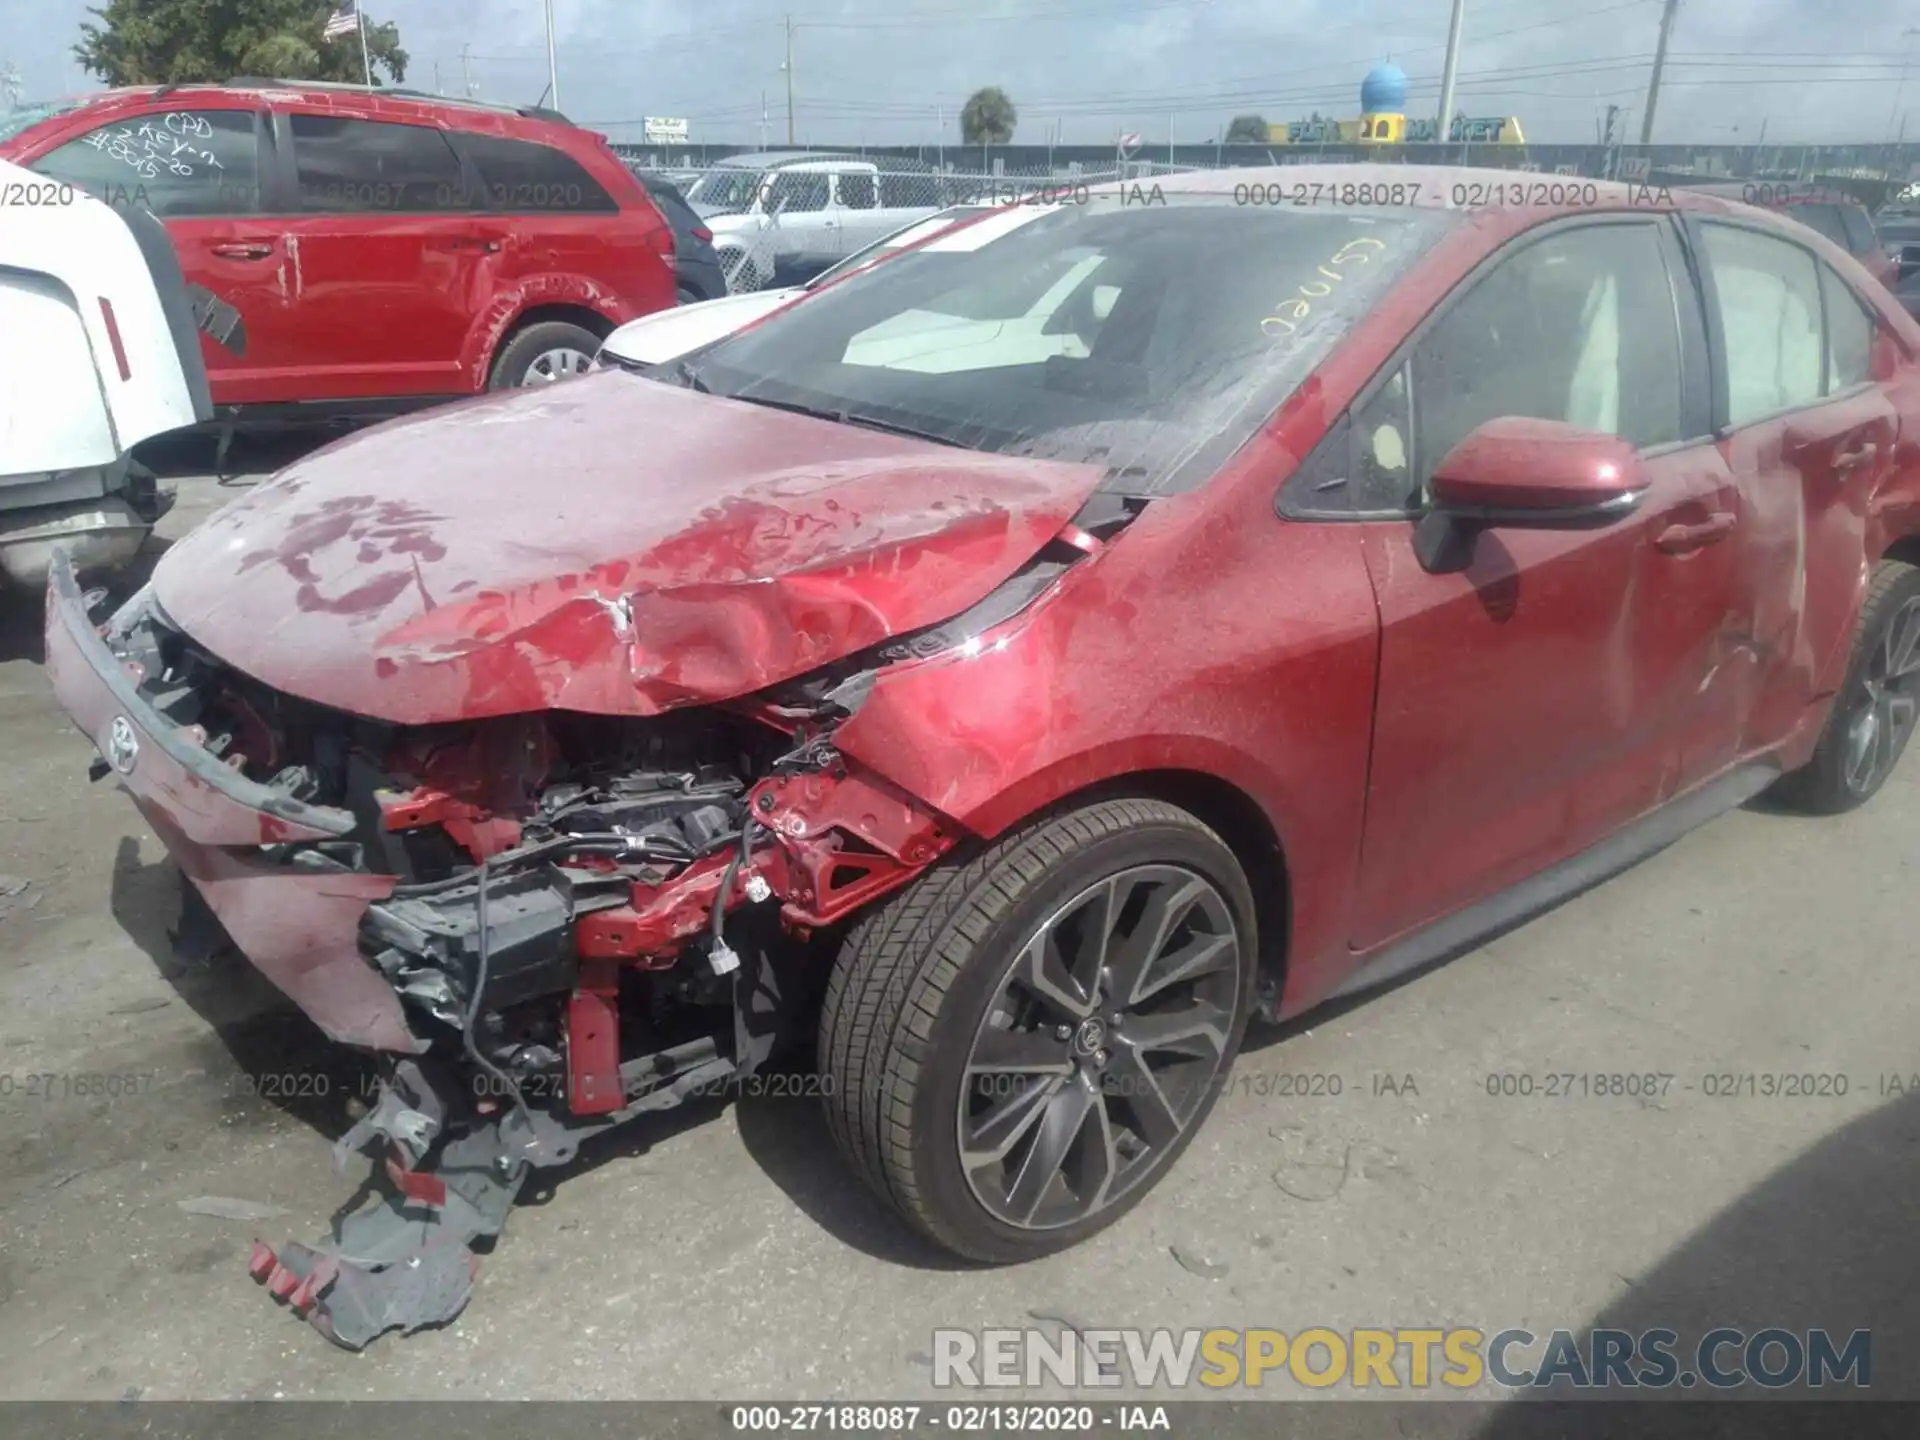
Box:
1774;558;1920;812
488;321;602;390
819;798;1256;1263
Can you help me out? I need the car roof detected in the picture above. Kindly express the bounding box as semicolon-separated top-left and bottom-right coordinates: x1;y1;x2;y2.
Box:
28;81;578;134
1683;181;1861;208
1115;163;1771;219
712;150;864;169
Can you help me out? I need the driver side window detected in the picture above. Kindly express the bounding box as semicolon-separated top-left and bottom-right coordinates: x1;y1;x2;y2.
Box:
1352;223;1685;513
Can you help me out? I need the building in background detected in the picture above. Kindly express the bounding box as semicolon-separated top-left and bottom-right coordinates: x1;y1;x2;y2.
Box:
1268;63;1525;146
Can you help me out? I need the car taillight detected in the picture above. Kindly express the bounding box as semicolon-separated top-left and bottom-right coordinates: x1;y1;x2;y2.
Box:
693;225;712;242
98;297;131;381
650;222;675;260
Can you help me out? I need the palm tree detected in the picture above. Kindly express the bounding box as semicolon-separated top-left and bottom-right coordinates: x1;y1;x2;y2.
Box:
960;86;1017;145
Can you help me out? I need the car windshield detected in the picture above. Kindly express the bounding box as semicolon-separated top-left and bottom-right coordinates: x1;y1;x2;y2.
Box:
0;98;85;145
685;193;1453;496
686;167;768;213
805;206;994;289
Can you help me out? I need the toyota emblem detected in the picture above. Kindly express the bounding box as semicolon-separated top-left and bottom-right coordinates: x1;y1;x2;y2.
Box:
106;716;140;774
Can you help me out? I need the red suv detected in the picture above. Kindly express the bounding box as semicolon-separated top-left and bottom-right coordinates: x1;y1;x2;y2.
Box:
0;82;677;412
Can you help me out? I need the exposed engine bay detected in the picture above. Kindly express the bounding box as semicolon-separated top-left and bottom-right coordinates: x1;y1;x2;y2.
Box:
100;589;967;1348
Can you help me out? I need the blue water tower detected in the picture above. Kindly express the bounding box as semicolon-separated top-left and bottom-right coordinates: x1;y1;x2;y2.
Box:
1359;61;1410;142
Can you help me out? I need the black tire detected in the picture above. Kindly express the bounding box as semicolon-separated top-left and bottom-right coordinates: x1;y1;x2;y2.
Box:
487;321;602;390
819;797;1257;1263
675;285;699;306
1773;558;1920;813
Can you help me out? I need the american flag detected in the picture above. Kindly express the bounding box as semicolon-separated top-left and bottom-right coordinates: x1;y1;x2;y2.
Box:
322;2;360;41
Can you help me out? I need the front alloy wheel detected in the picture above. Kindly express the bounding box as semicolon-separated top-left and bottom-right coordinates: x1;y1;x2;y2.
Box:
820;798;1257;1263
959;865;1242;1231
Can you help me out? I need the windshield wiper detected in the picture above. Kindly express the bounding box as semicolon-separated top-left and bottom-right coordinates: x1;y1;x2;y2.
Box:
726;393;965;448
673;359;710;393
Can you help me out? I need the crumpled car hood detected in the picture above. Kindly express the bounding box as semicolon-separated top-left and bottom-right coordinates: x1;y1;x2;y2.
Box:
153;375;1104;725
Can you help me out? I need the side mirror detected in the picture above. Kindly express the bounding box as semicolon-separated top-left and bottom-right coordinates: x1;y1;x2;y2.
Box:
1415;417;1648;572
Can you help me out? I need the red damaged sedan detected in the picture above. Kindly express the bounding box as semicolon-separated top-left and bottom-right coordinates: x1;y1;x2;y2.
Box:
44;165;1920;1346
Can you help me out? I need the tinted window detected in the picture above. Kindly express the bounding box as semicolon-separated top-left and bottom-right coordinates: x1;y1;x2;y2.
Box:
837;172;876;209
290;114;466;212
1789;203;1850;249
881;171;940;207
1410;223;1683;486
1840;205;1879;255
765;171;829;213
1822;265;1875;391
461;133;617;213
686;167;766;213
32;109;260;216
688;198;1453;495
1701;223;1825;424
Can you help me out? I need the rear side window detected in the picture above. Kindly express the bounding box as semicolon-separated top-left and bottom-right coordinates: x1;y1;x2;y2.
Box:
1840;205;1879;255
290;115;468;212
883;172;942;208
836;172;876;209
31;109;260;216
1822;265;1875;391
459;133;617;213
1700;223;1824;424
1789;203;1850;249
765;171;829;214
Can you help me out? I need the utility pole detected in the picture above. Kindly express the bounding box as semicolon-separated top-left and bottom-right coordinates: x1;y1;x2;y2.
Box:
1888;28;1920;143
760;90;769;149
1639;0;1680;145
1436;0;1467;147
784;15;796;145
544;0;561;110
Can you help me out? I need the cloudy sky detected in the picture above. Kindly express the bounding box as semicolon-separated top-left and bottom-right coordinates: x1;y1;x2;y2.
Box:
5;0;1918;147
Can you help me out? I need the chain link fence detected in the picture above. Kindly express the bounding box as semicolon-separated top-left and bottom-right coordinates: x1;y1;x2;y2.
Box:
617;142;1920;293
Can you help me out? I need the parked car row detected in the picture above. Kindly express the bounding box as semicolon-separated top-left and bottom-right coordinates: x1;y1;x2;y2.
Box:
684;151;955;292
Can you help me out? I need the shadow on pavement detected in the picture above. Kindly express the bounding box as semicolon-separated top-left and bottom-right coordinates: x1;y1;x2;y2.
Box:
107;840;375;1140
1466;1087;1920;1435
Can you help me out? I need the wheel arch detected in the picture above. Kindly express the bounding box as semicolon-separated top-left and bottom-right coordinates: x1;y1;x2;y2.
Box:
1878;531;1920;571
465;284;631;388
952;763;1294;1013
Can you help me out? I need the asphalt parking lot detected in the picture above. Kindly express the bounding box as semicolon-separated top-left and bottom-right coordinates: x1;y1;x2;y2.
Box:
0;432;1917;1406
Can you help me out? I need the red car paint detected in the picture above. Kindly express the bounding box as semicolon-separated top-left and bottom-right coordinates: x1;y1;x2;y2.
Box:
44;163;1920;1052
147;376;1107;724
0;84;675;407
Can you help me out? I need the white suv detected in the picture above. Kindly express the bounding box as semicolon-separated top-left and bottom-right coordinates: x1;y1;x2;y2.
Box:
686;153;943;291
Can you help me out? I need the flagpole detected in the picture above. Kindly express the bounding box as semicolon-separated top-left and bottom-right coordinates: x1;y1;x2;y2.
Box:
359;6;373;86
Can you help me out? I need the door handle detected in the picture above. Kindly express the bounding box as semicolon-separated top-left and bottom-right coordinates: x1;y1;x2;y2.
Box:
209;240;274;260
429;237;503;253
1654;512;1737;554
